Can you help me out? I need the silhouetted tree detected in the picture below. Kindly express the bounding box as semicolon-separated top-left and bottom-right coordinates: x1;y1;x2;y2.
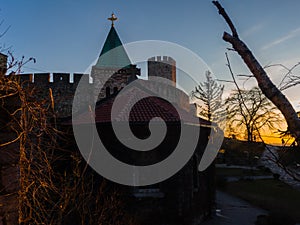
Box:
191;71;224;122
225;87;283;142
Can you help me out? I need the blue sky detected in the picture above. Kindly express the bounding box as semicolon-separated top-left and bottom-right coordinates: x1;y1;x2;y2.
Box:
1;0;300;109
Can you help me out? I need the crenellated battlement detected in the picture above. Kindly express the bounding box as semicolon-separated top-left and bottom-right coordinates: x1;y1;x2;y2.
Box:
34;73;51;85
17;73;91;85
53;73;70;83
17;73;73;85
148;56;176;86
15;72;92;118
73;73;90;84
12;55;175;118
148;56;176;66
18;73;33;83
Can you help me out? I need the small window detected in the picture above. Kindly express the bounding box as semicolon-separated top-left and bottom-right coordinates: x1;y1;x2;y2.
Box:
106;87;110;97
113;87;118;94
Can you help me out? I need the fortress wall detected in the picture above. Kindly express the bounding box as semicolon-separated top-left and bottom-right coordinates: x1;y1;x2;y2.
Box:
17;73;91;118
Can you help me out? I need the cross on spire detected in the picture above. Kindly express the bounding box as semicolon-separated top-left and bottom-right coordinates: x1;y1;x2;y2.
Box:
108;13;118;26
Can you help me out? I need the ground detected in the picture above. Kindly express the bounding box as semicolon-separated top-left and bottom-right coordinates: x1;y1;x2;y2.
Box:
202;191;267;225
208;139;300;225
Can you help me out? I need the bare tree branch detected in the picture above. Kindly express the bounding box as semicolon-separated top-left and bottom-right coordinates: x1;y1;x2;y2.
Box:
212;1;238;38
213;1;300;143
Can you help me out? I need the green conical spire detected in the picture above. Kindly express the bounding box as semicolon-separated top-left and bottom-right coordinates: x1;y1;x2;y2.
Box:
95;14;131;68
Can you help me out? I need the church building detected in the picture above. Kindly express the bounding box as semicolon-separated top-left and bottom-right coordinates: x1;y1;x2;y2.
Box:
71;14;216;225
0;14;216;225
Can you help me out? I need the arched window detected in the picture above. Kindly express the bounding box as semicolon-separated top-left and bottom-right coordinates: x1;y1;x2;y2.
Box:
113;87;118;94
106;87;110;97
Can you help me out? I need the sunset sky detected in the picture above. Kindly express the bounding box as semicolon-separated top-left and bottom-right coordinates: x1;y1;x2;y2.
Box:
1;0;300;116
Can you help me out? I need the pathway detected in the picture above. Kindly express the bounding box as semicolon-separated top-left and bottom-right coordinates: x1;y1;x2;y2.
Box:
202;191;267;225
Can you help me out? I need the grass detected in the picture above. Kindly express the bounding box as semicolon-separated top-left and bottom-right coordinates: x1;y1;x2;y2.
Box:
218;138;300;223
223;179;300;222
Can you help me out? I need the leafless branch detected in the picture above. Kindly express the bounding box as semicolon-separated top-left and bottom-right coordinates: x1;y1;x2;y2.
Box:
213;0;300;143
212;1;238;38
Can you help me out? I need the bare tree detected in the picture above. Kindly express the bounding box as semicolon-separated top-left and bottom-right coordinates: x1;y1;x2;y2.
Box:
226;87;283;142
191;70;224;122
0;64;133;225
212;1;300;145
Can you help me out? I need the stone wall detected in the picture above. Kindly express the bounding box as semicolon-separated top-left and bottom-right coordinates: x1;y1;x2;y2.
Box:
0;94;20;225
12;56;176;118
91;64;140;101
17;72;92;118
16;64;141;118
148;56;176;86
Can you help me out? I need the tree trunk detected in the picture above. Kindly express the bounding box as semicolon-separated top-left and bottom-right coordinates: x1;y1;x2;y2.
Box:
213;1;300;144
247;126;252;142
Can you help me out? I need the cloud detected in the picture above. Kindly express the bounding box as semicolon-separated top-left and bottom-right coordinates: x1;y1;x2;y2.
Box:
242;23;265;38
262;27;300;50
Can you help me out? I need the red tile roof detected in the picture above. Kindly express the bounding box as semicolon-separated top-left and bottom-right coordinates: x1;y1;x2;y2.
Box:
71;86;211;126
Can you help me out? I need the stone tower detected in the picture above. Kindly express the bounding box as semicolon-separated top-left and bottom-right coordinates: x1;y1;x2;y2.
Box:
148;56;176;86
91;14;140;101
